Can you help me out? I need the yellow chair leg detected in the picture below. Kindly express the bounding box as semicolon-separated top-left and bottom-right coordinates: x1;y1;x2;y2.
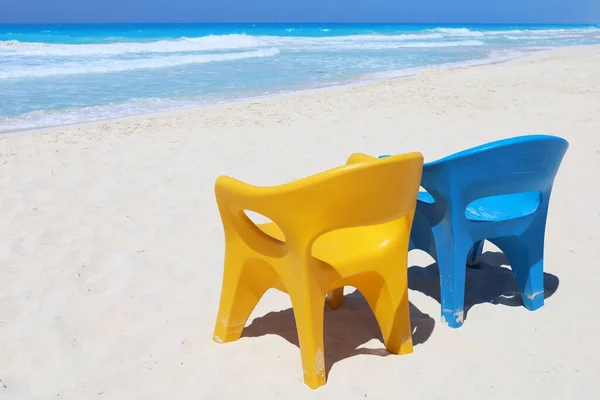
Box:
359;280;413;355
290;285;327;389
326;288;344;310
213;257;273;344
383;289;413;355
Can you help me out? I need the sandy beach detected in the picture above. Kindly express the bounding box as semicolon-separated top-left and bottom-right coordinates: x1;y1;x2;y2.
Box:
1;45;600;398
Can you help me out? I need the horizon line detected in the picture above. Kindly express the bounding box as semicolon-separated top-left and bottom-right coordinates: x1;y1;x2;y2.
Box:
1;21;599;25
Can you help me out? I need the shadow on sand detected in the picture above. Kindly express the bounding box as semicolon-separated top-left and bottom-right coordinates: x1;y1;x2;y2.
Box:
243;289;434;378
408;251;560;321
240;251;559;378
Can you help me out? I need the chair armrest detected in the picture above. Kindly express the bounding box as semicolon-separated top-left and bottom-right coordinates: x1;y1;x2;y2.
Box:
346;153;378;165
215;175;286;257
215;175;264;210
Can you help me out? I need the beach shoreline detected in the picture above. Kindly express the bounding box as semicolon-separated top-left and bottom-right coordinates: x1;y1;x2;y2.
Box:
1;44;598;137
1;42;599;398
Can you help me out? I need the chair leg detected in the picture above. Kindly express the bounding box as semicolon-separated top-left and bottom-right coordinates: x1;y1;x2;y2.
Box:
467;240;484;269
409;209;437;256
493;235;545;311
516;258;544;311
289;282;327;389
213;255;276;344
436;239;470;328
359;274;413;355
326;288;344;310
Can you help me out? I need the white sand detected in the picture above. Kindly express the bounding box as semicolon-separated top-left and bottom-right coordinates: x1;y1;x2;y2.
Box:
1;45;600;399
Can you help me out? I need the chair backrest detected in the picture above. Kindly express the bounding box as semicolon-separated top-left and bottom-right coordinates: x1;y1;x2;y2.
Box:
422;135;569;206
218;152;423;246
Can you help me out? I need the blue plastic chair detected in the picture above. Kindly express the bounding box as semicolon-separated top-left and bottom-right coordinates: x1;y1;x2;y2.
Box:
382;135;569;328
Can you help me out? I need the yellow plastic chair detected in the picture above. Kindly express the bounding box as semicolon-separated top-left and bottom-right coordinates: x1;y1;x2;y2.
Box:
212;152;423;389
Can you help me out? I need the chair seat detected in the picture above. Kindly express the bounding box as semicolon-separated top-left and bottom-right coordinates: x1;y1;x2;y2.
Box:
418;190;542;222
465;191;542;222
258;221;400;267
417;191;435;204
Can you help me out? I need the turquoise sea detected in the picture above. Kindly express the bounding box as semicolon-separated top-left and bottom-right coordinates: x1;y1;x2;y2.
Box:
1;23;599;133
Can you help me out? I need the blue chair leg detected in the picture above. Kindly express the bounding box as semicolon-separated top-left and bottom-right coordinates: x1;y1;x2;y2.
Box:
466;240;484;268
519;256;545;311
409;210;437;257
492;235;545;311
435;230;471;328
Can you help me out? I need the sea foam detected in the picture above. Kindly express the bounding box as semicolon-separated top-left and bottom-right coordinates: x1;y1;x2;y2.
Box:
0;48;280;79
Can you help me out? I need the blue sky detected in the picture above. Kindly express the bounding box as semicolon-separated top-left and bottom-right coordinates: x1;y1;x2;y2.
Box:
1;0;599;24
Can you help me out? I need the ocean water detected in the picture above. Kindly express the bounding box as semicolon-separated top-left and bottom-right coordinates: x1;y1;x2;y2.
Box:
1;23;599;133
